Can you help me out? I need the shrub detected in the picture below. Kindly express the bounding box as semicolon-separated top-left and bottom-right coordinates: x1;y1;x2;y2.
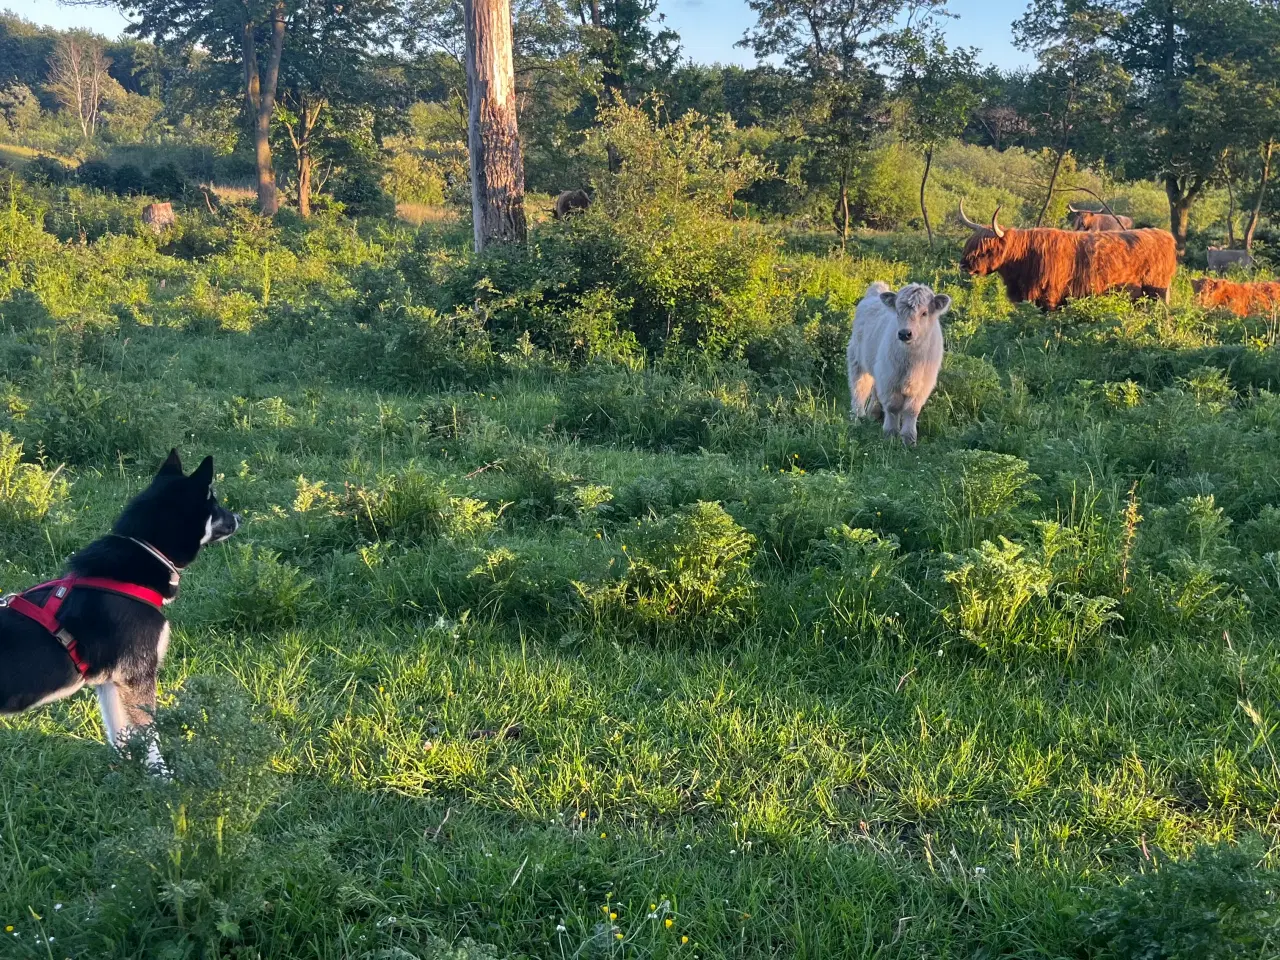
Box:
10;373;166;466
330;166;396;218
77;159;116;192
943;535;1120;658
934;352;1003;425
581;501;758;636
111;163;148;196
146;161;190;200
346;469;498;544
0;432;68;532
223;544;316;629
801;525;908;640
940;449;1040;550
1083;839;1280;960
22;154;71;187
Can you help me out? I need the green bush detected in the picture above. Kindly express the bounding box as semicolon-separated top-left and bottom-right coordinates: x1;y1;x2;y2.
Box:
580;500;758;637
223;544;316;629
1083;839;1280;959
0;431;68;532
345;468;498;544
943;534;1121;658
9;373;166;466
801;525;908;640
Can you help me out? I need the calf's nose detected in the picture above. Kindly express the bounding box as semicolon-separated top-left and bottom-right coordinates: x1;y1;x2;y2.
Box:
897;329;913;342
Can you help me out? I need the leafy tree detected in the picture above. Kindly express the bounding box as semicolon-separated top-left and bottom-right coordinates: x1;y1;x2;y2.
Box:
895;31;980;245
968;67;1031;151
570;0;679;98
113;0;294;213
739;0;948;246
1184;23;1280;250
0;82;41;134
1015;0;1128;226
1106;0;1272;252
275;0;395;216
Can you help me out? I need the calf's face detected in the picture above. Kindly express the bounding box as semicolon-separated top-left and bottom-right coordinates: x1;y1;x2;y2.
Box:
880;285;951;345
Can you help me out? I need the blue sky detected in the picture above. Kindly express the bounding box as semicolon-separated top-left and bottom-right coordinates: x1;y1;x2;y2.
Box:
6;0;1035;71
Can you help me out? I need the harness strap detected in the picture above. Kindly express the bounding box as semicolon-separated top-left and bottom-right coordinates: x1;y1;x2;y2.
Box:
2;577;166;678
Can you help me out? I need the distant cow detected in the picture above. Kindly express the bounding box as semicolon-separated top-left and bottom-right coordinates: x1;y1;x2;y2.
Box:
847;281;950;446
1191;277;1280;316
553;189;591;219
141;202;175;234
1206;247;1255;273
958;201;1177;311
1067;204;1133;231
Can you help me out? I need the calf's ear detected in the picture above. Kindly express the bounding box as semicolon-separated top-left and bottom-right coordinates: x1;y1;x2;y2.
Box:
879;291;897;308
931;294;952;316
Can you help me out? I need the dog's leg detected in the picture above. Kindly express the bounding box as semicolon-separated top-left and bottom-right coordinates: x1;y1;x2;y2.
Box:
96;681;129;749
120;680;166;776
99;679;167;776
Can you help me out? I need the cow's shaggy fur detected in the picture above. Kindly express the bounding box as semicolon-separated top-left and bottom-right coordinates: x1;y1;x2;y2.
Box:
1192;276;1280;316
847;281;949;446
959;207;1177;311
553;189;591;219
1068;208;1133;231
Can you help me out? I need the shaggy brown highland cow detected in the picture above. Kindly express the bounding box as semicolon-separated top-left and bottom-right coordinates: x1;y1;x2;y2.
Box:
1191;276;1280;316
959;201;1177;311
1067;204;1133;231
553;189;591;219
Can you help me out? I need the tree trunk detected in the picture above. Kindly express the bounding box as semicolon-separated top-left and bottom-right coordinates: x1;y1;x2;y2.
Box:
920;143;934;249
1165;176;1194;257
1245;139;1274;253
1223;156;1237;247
285;98;323;218
1036;142;1067;227
833;157;851;251
242;7;285;216
297;153;312;217
463;0;528;252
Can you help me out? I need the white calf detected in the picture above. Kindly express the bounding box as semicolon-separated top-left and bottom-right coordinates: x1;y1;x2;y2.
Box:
846;281;950;446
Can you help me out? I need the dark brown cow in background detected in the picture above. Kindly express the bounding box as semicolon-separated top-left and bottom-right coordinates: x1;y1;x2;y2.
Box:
958;201;1177;311
1067;204;1134;231
553;189;591;219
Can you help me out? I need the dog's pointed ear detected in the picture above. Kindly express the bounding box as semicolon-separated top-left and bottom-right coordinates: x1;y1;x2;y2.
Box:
159;448;183;476
192;455;214;485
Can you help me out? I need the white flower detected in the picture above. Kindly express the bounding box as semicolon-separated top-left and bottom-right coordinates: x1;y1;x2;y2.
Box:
555;924;567;933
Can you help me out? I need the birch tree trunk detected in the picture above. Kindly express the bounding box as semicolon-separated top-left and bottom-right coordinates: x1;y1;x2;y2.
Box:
463;0;527;252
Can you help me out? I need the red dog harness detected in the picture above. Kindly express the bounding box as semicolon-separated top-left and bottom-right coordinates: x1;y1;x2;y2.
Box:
1;577;166;677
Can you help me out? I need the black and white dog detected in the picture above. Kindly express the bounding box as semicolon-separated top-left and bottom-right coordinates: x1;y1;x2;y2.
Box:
0;450;239;768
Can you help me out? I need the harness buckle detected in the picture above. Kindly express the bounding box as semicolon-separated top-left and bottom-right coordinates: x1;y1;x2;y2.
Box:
54;627;76;650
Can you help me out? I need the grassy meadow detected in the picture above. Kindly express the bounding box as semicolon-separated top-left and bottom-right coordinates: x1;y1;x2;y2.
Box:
1;161;1280;959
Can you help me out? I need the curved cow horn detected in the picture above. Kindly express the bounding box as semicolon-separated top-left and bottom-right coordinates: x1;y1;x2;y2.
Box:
991;206;1005;239
958;199;984;231
1067;203;1080;213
